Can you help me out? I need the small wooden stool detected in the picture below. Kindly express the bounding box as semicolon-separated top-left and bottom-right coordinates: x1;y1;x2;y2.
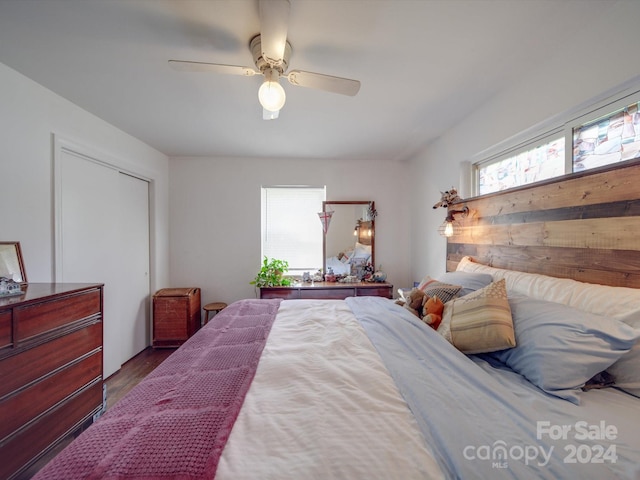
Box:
203;302;227;324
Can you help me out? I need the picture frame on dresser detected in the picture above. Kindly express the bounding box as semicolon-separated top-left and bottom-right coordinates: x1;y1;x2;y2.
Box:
0;241;27;286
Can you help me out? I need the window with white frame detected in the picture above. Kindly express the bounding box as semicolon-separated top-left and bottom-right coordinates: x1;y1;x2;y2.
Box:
474;89;640;196
477;135;565;196
261;186;325;274
572;99;640;172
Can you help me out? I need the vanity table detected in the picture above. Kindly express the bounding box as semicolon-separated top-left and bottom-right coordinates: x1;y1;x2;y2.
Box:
260;200;392;300
259;281;393;300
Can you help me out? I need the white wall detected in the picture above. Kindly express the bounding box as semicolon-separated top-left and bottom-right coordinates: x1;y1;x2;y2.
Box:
407;0;640;281
0;61;170;310
169;156;410;303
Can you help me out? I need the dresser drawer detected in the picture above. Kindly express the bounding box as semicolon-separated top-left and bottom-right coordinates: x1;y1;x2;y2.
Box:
356;286;392;298
0;381;102;480
14;289;101;342
300;288;355;299
0;350;102;441
0;310;11;350
0;322;102;398
260;288;300;300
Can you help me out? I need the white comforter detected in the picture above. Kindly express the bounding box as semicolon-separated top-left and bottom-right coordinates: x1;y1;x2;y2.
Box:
216;300;443;479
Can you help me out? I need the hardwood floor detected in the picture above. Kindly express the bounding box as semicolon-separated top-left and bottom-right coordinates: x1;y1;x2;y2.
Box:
20;346;175;479
105;346;175;408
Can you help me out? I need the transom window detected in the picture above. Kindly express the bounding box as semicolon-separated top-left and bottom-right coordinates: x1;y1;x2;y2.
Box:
478;136;565;196
474;89;640;196
573;100;640;172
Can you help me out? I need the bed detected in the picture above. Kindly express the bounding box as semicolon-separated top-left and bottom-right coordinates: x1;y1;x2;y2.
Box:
32;261;640;479
34;163;640;479
325;241;373;277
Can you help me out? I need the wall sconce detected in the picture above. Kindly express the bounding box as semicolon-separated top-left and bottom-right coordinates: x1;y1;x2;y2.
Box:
438;206;469;237
353;219;373;237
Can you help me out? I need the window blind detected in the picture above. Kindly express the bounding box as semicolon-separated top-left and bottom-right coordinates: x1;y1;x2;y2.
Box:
261;186;325;272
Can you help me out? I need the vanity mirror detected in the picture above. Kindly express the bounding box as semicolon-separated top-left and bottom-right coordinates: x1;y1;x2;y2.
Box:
0;241;27;285
322;201;375;278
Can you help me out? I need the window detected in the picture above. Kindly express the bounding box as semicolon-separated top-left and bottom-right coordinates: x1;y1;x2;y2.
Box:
477;136;565;195
572;99;640;172
474;89;640;196
261;186;325;273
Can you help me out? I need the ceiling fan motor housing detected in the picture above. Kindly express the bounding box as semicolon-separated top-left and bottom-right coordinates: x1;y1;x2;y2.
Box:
250;34;291;74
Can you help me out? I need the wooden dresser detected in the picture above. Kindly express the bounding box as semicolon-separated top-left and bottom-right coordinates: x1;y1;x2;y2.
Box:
260;282;393;300
152;287;201;347
0;283;104;480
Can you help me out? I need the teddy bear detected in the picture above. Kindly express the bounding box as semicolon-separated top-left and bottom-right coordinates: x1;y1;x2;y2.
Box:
421;295;444;330
395;287;427;318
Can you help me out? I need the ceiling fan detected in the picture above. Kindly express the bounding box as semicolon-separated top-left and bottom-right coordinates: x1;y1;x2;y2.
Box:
169;0;361;120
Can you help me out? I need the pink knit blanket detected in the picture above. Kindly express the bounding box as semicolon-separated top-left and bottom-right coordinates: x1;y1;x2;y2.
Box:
34;299;281;480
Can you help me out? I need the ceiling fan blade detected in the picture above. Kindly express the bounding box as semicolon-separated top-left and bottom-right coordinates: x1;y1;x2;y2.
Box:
169;60;258;76
263;108;279;120
259;0;290;66
287;70;361;96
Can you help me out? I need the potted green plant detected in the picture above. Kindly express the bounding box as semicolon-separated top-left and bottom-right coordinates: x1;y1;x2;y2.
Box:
250;257;292;287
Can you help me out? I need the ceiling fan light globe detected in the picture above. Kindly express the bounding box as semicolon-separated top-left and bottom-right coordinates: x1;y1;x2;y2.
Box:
258;80;286;112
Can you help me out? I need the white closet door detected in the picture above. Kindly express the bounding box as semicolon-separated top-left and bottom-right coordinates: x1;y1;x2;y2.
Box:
117;173;150;360
58;150;120;377
57;148;150;378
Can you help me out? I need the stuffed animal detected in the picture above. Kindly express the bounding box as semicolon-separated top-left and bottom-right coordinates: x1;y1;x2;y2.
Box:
421;295;444;330
433;188;462;209
395;287;427;318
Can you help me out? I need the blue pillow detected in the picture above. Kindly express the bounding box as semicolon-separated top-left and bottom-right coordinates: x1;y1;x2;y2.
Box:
436;271;493;297
487;295;640;404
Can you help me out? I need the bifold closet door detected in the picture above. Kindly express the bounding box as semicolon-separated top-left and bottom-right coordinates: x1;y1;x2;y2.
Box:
57;148;150;378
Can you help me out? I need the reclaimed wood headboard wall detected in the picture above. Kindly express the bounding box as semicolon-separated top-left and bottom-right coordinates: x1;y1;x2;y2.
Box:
446;160;640;288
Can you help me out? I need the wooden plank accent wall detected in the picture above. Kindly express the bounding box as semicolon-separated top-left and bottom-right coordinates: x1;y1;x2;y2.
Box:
446;160;640;288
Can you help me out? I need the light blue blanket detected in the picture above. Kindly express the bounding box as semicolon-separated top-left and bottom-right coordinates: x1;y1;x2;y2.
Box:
346;296;640;480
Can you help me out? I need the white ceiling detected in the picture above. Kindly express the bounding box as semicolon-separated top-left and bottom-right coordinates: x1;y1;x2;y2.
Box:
0;0;619;161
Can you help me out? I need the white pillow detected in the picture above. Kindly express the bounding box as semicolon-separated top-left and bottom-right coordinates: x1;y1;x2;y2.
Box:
351;242;371;259
456;256;640;320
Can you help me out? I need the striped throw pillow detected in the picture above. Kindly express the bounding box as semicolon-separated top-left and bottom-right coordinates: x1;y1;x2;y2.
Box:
437;279;515;354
